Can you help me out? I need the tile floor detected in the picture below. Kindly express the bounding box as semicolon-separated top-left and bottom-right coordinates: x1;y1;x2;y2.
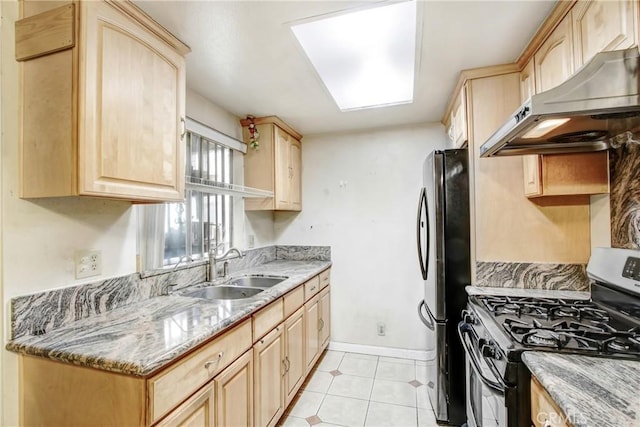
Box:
279;350;439;427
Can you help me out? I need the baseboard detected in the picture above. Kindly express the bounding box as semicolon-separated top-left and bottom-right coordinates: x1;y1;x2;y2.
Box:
327;341;428;361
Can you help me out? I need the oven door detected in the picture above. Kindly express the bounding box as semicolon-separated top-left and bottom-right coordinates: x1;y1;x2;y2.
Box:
458;322;507;427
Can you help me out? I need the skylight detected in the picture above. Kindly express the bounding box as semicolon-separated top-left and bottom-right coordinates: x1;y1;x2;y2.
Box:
291;1;417;111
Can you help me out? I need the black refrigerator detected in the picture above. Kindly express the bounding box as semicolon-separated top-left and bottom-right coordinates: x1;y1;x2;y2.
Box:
417;149;470;425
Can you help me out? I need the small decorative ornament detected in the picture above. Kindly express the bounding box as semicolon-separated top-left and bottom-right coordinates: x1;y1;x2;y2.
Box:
246;116;260;150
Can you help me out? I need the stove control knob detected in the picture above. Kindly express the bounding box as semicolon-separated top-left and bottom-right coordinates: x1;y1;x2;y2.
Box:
481;343;496;359
463;312;476;324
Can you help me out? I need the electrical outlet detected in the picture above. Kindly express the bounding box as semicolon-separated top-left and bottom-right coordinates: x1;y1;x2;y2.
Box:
75;250;102;279
377;322;386;336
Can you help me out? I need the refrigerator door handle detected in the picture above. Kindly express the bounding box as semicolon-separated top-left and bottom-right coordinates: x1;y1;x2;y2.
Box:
416;187;429;280
418;300;435;331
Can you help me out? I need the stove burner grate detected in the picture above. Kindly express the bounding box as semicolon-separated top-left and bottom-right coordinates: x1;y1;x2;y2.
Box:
480;295;611;323
501;316;640;355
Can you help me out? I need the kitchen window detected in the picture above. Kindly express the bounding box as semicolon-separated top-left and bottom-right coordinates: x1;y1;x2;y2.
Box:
137;120;243;271
164;131;234;264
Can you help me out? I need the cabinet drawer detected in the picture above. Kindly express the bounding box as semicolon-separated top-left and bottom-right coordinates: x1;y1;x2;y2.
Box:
148;319;252;423
304;276;320;300
319;269;331;289
253;299;284;342
284;285;304;318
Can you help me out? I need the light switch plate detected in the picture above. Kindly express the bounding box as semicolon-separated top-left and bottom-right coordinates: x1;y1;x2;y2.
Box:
75;250;102;279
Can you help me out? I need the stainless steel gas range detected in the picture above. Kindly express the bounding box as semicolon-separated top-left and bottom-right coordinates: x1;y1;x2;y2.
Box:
458;248;640;427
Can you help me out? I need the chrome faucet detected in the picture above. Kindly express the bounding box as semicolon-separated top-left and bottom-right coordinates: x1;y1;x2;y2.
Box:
208;247;244;281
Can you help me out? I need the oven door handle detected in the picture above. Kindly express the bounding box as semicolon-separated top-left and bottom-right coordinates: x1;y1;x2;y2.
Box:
457;321;506;393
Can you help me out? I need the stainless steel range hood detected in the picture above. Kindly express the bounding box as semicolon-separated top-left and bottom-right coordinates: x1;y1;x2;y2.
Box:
480;47;640;157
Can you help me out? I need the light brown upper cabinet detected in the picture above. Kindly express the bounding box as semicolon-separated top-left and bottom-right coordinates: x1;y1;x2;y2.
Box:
519;58;540;196
523;152;609;199
241;116;302;211
17;1;190;202
520;58;537;102
572;0;639;67
447;84;469;149
525;10;610;200
534;14;574;92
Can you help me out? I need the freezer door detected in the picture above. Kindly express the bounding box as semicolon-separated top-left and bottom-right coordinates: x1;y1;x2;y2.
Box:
422;151;446;321
418;315;449;423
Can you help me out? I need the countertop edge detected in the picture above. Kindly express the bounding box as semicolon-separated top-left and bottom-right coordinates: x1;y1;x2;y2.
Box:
6;260;332;377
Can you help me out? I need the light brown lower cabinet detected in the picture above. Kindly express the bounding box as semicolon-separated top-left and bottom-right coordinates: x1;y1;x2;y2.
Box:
18;269;332;427
304;285;331;376
161;350;254;427
531;377;569;427
157;382;215;427
253;325;284;427
304;293;321;375
284;306;306;405
215;350;254;427
319;287;331;350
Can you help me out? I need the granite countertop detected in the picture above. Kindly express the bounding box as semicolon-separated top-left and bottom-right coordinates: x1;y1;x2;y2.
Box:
466;286;590;300
6;260;331;377
522;352;640;427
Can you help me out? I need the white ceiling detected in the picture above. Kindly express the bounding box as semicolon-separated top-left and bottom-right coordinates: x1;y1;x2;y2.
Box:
134;1;556;136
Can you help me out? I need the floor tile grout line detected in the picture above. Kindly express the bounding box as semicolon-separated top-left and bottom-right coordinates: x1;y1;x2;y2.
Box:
313;351;345;426
361;354;380;427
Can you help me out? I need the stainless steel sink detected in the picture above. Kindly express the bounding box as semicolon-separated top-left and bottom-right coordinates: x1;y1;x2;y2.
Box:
228;275;288;288
184;286;264;300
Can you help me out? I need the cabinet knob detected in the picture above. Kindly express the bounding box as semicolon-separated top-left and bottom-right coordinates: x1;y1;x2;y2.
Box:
180;117;186;139
204;351;224;369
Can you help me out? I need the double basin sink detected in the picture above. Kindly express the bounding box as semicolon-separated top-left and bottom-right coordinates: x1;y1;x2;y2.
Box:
182;275;288;300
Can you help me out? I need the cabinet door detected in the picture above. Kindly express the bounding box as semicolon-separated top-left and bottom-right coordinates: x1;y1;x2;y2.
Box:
523;154;542;196
158;382;215;427
530;17;574;199
284;307;306;406
520;58;536;99
534;16;574;92
253;326;284;427
319;287;331;351
451;86;468;148
520;57;541;191
215;351;254;427
573;0;638;67
304;295;320;375
81;1;185;201
275;128;292;210
531;378;568;427
289;138;302;211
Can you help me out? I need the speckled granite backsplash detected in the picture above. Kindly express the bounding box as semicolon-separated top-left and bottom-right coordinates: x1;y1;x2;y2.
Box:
610;140;640;249
476;261;589;291
10;245;330;340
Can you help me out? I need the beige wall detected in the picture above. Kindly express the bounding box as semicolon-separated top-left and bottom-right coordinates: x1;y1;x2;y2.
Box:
273;123;448;350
